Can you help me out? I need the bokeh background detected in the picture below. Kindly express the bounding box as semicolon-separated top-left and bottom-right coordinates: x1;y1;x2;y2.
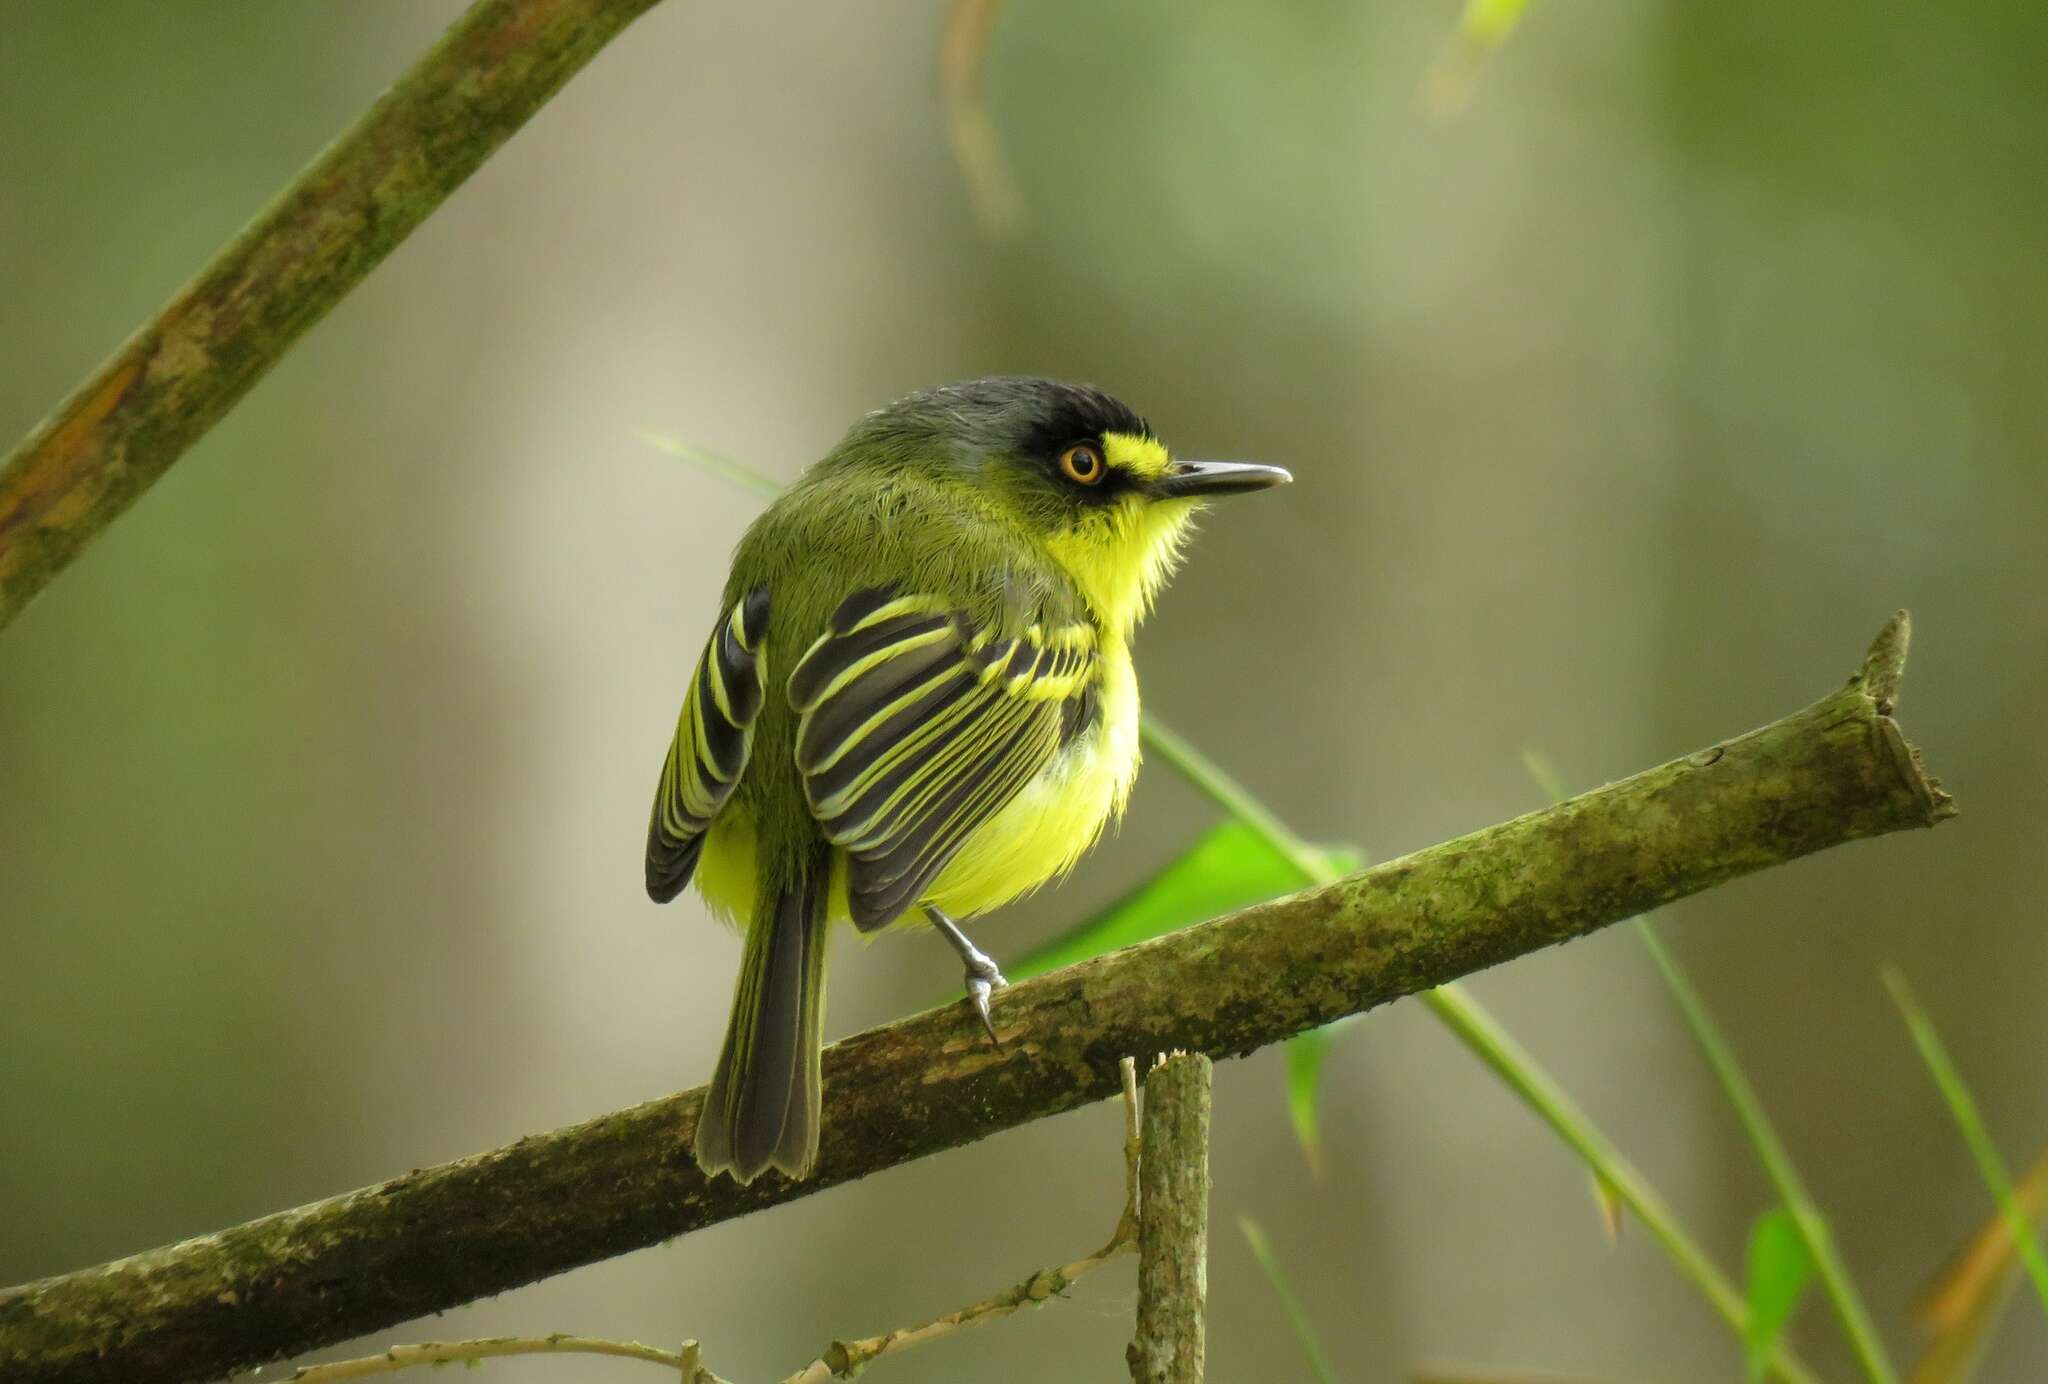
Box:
4;2;2044;1380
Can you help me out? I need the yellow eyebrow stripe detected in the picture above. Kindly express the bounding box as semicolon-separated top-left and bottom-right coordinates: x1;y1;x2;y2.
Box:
1103;430;1171;483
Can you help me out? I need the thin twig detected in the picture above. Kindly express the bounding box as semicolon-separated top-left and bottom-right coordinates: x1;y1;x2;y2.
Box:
781;1058;1145;1383
284;1334;730;1383
1128;1053;1213;1384
1115;1053;1144;1250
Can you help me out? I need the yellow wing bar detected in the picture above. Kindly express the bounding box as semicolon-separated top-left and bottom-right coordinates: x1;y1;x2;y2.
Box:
645;589;770;902
789;588;1098;929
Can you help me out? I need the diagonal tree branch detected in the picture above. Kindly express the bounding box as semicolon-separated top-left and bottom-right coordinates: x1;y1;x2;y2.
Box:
0;0;662;630
0;614;1951;1384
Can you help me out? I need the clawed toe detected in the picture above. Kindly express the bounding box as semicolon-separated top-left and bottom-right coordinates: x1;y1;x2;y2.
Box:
926;904;1009;1051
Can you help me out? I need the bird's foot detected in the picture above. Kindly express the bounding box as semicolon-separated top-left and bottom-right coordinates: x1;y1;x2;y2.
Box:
925;905;1009;1050
962;949;1009;1050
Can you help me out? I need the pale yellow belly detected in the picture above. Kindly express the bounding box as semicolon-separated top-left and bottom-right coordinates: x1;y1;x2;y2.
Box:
693;645;1141;929
924;651;1140;919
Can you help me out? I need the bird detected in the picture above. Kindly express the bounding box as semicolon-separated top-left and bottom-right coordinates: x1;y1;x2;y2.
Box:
645;376;1291;1184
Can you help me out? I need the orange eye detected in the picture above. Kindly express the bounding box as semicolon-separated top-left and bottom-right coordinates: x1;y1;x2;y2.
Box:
1059;442;1106;485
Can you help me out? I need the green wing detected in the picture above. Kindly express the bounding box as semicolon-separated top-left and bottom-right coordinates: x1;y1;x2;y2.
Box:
789;586;1100;929
646;589;771;902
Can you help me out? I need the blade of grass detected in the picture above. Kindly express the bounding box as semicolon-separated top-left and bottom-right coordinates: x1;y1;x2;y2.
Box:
1286;1021;1355;1180
1918;1148;2048;1333
1420;981;1823;1380
660;440;1822;1384
1534;748;1892;1378
1137;717;1334;882
1641;923;1895;1382
1884;967;2048;1318
1910;1269;2019;1384
1239;1216;1339;1384
1140;718;1367;1174
1908;1150;2048;1382
639;431;784;499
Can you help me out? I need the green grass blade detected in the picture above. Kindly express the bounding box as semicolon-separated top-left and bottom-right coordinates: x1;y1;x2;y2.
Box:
1418;984;1817;1383
1643;922;1896;1383
1885;966;2048;1318
1285;1020;1358;1180
638;430;785;499
1746;1208;1815;1381
1138;717;1333;882
1239;1215;1339;1384
1910;1148;2048;1382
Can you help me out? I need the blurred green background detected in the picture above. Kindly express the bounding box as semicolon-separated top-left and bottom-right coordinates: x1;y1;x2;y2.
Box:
4;2;2044;1380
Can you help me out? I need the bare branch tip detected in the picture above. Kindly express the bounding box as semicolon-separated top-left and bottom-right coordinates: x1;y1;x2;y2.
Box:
1858;609;1912;711
1854;609;1958;823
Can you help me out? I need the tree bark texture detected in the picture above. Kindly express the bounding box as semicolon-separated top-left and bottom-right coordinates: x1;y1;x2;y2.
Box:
1128;1053;1213;1384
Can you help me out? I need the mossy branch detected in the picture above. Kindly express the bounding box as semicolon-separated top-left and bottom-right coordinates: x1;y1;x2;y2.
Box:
0;0;661;630
0;614;1952;1384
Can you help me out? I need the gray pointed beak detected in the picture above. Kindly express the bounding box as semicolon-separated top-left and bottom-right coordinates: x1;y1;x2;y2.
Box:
1152;459;1294;499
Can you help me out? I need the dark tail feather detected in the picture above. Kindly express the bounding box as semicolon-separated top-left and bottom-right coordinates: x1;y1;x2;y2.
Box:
694;848;831;1183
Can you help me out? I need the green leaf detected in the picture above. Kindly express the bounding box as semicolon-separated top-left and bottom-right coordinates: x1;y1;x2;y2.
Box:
1239;1215;1339;1384
1005;819;1355;982
638;430;784;498
1746;1209;1814;1380
1285;1021;1353;1180
1004;819;1360;1172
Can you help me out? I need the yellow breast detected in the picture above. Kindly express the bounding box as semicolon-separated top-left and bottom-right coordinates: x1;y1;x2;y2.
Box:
922;633;1141;920
695;638;1140;930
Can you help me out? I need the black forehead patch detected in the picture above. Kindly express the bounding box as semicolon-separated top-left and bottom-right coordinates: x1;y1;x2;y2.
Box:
870;377;1150;453
1016;380;1154;456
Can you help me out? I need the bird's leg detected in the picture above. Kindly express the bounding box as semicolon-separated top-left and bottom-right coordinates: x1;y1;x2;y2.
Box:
924;905;1007;1049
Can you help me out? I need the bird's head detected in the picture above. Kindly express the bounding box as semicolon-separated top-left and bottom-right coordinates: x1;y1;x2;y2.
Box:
838;377;1292;634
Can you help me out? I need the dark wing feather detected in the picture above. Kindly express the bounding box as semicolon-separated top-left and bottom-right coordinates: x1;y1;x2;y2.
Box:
789;587;1098;930
646;588;770;902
